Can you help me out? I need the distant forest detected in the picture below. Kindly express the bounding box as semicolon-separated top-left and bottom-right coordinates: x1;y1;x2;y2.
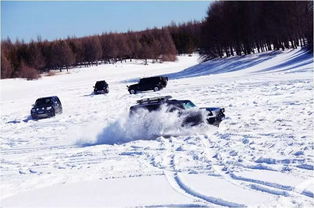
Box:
200;1;313;60
1;1;312;79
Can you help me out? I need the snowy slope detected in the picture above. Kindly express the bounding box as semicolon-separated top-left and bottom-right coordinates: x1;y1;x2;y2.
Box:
0;49;313;207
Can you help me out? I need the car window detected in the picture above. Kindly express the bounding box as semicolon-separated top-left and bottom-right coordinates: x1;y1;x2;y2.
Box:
145;104;161;111
35;98;52;105
139;79;149;84
139;77;160;84
182;101;196;109
131;104;161;112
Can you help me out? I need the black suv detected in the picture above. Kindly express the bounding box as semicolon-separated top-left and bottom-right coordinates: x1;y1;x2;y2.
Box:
31;96;63;119
128;76;168;94
94;80;109;94
129;96;225;126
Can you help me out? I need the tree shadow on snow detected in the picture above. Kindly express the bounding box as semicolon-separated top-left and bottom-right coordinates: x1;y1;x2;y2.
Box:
255;49;313;73
120;49;312;83
161;51;280;80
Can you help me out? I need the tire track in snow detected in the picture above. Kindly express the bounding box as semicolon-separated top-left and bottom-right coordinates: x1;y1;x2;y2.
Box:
161;138;245;207
200;136;314;200
0;144;76;155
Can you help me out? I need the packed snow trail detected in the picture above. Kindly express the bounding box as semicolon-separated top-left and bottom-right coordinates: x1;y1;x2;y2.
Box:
1;49;313;207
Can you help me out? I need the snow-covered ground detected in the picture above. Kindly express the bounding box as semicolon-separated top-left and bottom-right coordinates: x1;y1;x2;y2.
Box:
0;48;313;207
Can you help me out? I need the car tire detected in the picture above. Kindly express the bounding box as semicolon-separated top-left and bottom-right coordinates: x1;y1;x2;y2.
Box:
51;110;56;117
129;89;136;94
153;86;159;92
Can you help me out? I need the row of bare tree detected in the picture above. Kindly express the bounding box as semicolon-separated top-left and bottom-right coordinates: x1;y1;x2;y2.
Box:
200;1;313;59
167;21;201;54
1;28;180;79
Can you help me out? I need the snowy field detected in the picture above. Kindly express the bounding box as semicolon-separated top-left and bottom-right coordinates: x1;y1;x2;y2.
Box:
0;48;313;207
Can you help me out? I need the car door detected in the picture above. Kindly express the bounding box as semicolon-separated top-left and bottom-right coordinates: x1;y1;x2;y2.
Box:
140;79;149;90
147;78;156;90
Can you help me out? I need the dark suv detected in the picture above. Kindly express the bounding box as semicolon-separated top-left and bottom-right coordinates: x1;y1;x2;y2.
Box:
31;96;63;119
128;76;168;94
94;80;109;94
129;96;225;126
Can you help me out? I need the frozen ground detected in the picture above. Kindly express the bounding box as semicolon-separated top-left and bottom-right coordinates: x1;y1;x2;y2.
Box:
0;48;313;207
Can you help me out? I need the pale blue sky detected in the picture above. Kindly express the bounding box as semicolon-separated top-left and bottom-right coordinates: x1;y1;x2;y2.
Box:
1;1;211;42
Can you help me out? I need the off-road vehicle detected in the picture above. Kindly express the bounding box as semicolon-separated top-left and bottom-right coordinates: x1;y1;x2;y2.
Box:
31;96;63;119
94;80;109;94
129;96;225;126
127;76;168;94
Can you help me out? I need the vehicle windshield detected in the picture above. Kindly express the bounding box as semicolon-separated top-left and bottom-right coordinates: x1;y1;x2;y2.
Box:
35;98;52;106
95;81;107;88
182;101;196;109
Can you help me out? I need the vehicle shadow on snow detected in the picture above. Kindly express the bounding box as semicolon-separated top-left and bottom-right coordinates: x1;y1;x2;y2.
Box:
82;92;110;97
6;116;33;124
82;92;96;97
6;120;22;124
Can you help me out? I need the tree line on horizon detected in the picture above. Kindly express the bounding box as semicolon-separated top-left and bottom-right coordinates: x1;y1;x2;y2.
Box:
1;27;184;79
1;1;312;80
200;1;313;59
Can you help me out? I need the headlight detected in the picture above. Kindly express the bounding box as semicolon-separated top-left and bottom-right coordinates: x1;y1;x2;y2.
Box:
31;108;35;112
46;106;52;110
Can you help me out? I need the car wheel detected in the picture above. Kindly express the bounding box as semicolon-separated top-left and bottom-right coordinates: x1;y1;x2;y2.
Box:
153;86;159;91
129;89;136;94
51;110;56;117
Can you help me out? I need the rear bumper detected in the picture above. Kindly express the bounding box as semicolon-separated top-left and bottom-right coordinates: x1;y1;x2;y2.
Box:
94;89;108;94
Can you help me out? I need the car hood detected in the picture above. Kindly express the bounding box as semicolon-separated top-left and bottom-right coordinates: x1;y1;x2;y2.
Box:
128;84;139;89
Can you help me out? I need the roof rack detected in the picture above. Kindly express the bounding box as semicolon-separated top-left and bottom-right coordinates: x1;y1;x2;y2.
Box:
137;96;172;104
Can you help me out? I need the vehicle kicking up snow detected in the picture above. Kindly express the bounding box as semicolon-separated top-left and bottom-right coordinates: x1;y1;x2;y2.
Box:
30;96;63;119
129;96;225;127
